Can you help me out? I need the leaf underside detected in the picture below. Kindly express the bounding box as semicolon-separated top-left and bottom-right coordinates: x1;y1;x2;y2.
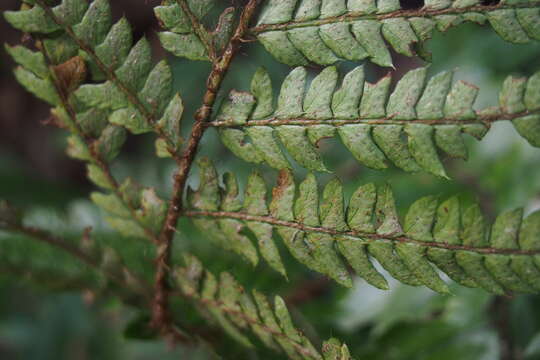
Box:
253;0;540;67
188;158;540;295
176;255;353;359
213;66;540;177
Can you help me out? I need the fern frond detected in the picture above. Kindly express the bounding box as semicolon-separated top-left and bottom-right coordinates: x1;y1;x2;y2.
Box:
175;254;353;360
185;158;540;295
211;66;540;177
251;0;540;67
4;0;183;238
4;0;184;159
155;0;235;61
0;210;150;300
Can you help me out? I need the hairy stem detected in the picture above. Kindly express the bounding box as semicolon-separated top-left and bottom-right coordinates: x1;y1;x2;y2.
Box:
208;110;538;128
151;0;261;342
183;210;540;256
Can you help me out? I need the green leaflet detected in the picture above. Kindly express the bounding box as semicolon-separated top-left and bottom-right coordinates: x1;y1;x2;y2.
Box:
251;0;540;67
188;159;540;294
6;0;185;161
92;177;166;238
213;66;540;177
154;0;222;61
174;256;327;359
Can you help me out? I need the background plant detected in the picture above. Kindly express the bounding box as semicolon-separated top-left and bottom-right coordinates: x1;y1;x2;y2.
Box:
0;0;540;359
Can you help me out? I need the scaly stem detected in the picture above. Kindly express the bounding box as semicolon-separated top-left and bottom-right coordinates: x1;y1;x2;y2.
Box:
151;0;262;342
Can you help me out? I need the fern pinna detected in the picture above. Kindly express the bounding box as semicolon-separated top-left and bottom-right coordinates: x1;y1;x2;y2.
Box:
2;0;540;358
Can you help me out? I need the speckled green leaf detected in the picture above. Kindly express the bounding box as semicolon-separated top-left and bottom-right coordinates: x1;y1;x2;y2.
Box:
96;125;126;162
396;242;450;293
484;255;533;293
276;67;307;119
258;31;309;66
13;67;59;106
269;170;295;221
525;72;540;111
416;71;453;119
73;0;111;47
512;114;540;147
491;208;523;249
251;68;274;119
386;68;426;120
517;8;540;40
331;66;365;119
351;20;393;67
519;210;540;251
257;0;296;25
427;248;477;287
304;67;338;119
288;27;339;65
216;91;256;125
319;23;368;61
461;204;487;247
5;45;48;78
487;9;530;44
444;80;478;120
455;251;505;294
433;197;461;245
157;93;184;151
154;3;190;33
276;126;328;172
219;128;264;164
375;184;403;236
158;32;209;61
87;164;113;190
347;183;377;233
5;0;88;34
192;158;220;211
274;296;301;342
219;219;259;266
246;127;291;169
359;75;391;118
381;18;419;57
435;125;468;159
500;76;527;114
405;124;448;178
91;192;130;218
368;242;422;286
139;60;173;114
338;125;388;170
404;195;438;242
372;125;422;172
337;236;389;289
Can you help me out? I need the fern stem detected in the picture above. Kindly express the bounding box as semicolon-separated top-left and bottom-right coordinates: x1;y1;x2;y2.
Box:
207;110;537;128
250;2;540;33
152;0;262;342
183;210;540;256
33;0;184;164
